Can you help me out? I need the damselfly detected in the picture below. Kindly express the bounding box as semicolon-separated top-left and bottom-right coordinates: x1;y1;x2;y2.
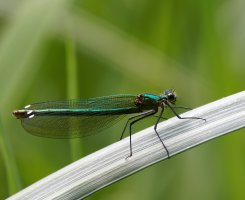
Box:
13;89;205;158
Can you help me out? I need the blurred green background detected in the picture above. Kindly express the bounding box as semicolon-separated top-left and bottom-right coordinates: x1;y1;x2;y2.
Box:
0;0;244;199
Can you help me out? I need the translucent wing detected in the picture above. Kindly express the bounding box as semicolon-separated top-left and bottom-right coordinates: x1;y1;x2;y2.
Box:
20;95;137;138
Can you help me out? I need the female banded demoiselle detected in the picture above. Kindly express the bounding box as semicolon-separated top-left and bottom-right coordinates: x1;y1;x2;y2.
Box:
13;89;205;158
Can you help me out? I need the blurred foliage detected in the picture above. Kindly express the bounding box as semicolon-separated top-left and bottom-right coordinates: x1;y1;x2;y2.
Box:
0;0;244;199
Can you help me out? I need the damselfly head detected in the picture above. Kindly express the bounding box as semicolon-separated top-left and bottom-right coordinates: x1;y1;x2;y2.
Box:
164;89;177;104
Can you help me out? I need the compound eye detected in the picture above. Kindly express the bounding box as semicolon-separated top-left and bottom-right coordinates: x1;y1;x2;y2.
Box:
168;93;176;102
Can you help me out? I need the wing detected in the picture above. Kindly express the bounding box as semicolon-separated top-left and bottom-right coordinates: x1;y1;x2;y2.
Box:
20;94;137;138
